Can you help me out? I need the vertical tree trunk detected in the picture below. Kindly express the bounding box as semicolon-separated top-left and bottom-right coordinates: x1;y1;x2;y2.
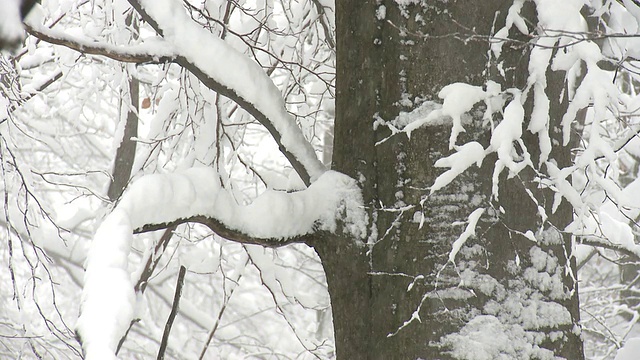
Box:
314;1;584;359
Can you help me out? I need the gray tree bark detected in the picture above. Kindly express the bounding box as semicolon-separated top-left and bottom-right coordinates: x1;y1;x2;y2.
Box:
314;1;584;359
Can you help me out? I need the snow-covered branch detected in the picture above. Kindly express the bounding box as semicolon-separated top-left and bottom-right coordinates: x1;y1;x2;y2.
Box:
23;0;327;186
76;167;366;359
127;0;326;186
115;168;365;241
24;22;176;64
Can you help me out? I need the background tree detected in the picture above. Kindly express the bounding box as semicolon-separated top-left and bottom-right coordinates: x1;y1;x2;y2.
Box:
2;0;640;359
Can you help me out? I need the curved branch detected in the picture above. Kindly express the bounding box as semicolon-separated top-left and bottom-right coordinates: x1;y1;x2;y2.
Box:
127;0;326;186
134;215;318;247
25;1;327;186
76;168;365;358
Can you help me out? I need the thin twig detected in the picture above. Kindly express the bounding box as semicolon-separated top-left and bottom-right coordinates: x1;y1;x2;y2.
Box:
198;258;249;360
157;265;187;360
116;226;176;354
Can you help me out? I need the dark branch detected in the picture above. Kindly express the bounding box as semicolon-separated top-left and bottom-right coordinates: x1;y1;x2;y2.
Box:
24;24;175;64
580;236;640;261
117;226;176;354
134;215;318;247
108;80;139;200
157;265;186;360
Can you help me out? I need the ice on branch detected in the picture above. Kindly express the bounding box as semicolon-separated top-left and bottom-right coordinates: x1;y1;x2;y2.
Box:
76;168;366;358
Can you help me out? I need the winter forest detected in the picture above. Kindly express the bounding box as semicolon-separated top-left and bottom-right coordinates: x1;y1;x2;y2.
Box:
3;0;640;359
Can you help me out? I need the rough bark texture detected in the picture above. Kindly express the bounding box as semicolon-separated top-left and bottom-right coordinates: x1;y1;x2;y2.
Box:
314;1;585;359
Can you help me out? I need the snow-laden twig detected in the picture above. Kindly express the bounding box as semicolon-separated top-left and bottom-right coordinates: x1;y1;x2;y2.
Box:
448;208;486;263
430;142;486;195
24;22;176;64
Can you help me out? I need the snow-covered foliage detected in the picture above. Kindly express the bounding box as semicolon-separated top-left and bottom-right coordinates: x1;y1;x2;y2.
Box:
3;0;640;358
1;0;339;358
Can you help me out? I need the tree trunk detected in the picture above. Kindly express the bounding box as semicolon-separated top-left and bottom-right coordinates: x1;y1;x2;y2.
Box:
314;1;585;359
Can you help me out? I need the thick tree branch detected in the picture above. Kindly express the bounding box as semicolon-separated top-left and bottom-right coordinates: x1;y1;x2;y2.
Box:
127;0;326;186
113;168;363;248
108;13;140;201
108;74;139;200
134;215;319;247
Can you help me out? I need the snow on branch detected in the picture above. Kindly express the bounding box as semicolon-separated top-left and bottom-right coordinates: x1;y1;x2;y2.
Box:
569;177;640;259
430;142;485;195
24;21;177;64
448;208;485;263
120;168;366;240
76;167;366;359
76;209;135;360
408;0;636;211
128;0;326;186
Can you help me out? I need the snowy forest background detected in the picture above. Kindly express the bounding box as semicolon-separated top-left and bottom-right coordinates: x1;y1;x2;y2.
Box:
2;0;640;359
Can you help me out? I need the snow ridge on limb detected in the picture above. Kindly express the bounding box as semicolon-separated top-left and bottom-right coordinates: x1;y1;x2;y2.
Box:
128;0;326;185
76;210;134;360
23;20;177;64
76;168;366;359
118;168;367;240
